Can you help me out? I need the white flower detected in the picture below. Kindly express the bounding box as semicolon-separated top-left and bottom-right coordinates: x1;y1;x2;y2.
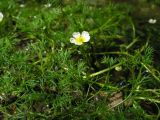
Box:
44;3;52;8
20;4;25;8
115;66;122;71
70;31;90;45
148;18;157;24
0;12;3;22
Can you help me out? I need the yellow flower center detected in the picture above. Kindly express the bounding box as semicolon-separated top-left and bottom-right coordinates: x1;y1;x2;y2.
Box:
75;36;86;44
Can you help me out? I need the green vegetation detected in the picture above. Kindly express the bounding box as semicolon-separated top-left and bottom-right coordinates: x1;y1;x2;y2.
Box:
0;0;160;119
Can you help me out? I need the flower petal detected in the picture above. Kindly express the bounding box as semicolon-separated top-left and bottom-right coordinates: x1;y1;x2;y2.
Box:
70;38;75;43
81;31;90;42
72;32;80;38
148;18;157;24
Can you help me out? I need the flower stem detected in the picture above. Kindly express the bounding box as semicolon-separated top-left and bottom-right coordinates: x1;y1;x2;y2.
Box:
141;62;160;82
126;38;138;50
89;63;122;77
93;51;131;56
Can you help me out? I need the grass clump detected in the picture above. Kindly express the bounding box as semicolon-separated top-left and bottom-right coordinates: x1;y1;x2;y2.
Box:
0;0;160;119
